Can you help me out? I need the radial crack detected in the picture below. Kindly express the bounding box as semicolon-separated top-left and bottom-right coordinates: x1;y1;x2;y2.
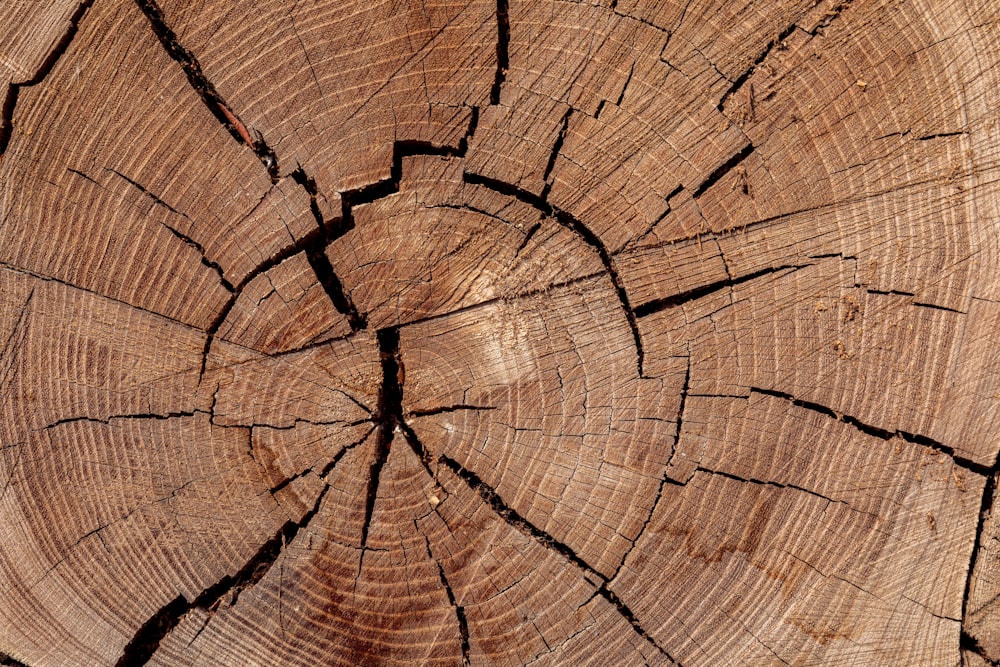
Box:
490;0;510;105
439;455;677;663
716;23;798;111
612;357;690;581
114;483;332;666
425;537;471;665
691;143;755;198
133;0;278;178
634;265;808;317
541;107;573;194
751;387;991;476
962;468;999;651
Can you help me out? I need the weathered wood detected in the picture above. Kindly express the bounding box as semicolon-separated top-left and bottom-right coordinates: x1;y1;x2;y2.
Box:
2;0;999;665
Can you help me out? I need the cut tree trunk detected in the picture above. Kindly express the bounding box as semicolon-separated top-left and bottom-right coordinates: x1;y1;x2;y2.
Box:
1;0;999;665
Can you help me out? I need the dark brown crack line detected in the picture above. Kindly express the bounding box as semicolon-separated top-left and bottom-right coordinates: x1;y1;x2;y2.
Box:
161;224;235;292
634;264;808;317
751;387;992;476
39;410;200;432
612;357;690;582
918;130;966;141
408;405;496;418
961;629;1000;666
267;426;375;495
288;167;367;329
694;467;841;506
439;455;678;664
462;171;646;377
691;143;755;198
296;121;481;329
106;168;186;218
0;0;95;158
0;651;28;667
134;0;279;179
540;108;573;194
490;0;510;105
962;469;999;650
102;167;236;292
115;484;332;666
866;288;966;315
360;328;405;552
196;222;333;378
716;23;798;112
426;537;471;665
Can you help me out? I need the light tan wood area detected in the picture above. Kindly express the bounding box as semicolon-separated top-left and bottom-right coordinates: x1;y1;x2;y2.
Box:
2;0;999;665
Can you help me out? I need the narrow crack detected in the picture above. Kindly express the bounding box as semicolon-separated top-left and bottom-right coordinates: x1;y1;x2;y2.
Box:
716;23;798;112
439;455;678;663
266;426;375;495
962;468;999;657
360;328;403;553
918;131;967;141
408;405;496;417
106;168;187;218
161;224;235;292
694;467;843;507
0;0;95;159
490;0;510;105
612;356;691;582
691;143;755;198
133;0;278;179
425;537;471;665
634;265;808;317
38;410;201;432
751;387;992;476
462;171;645;377
115;483;332;666
540;108;573;196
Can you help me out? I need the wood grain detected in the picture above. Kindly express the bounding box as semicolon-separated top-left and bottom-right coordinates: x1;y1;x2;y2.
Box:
2;0;999;665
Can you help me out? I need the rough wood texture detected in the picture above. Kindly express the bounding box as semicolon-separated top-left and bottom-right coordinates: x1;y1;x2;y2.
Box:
2;0;999;665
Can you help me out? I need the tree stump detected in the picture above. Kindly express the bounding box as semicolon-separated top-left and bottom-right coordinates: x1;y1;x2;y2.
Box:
2;0;999;665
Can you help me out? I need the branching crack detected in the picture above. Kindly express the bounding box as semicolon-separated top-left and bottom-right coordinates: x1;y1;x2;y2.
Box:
360;328;403;553
267;426;375;495
462;171;645;377
0;0;95;159
439;455;678;663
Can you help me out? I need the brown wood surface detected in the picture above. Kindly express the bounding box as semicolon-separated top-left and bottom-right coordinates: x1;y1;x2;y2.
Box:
1;0;999;665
